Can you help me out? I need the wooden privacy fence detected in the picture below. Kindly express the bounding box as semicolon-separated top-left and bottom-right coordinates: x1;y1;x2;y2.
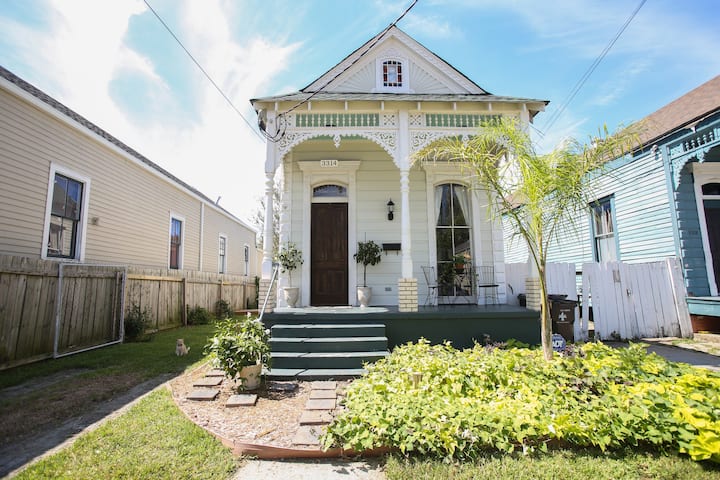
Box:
507;259;692;342
0;255;257;370
581;258;692;341
505;262;579;305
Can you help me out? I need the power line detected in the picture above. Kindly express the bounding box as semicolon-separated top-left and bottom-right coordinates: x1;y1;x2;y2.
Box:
142;0;265;142
261;0;420;142
538;0;647;136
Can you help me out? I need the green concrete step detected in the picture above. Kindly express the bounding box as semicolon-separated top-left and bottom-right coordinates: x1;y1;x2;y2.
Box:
271;323;386;338
269;336;388;353
265;367;367;380
271;350;389;370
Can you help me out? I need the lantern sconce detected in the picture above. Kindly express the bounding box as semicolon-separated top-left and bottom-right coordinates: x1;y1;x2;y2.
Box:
387;199;395;221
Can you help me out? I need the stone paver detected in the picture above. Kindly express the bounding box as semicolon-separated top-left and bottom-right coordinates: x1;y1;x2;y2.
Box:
187;389;219;401
267;381;299;392
227;394;258;407
206;369;226;377
292;425;324;446
305;398;336;410
299;410;334;425
193;377;223;387
310;389;337;399
310;380;337;390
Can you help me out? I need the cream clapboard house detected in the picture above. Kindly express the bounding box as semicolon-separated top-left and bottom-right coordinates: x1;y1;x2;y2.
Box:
252;27;547;311
0;66;258;277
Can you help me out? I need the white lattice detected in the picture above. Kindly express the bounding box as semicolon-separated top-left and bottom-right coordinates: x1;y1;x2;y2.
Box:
382;114;397;127
410;130;468;153
409;113;423;127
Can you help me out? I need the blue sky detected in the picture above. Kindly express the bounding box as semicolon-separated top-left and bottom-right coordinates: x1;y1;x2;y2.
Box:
1;0;719;222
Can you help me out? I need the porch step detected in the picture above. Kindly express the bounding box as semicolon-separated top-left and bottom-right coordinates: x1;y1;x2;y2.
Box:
271;351;389;370
267;322;389;379
269;336;388;353
271;323;386;338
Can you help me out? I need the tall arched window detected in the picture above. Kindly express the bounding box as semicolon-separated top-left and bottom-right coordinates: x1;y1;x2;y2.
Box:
435;184;472;298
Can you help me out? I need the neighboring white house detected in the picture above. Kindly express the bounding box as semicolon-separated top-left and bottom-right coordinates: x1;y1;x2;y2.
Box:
251;26;547;311
0;66;258;277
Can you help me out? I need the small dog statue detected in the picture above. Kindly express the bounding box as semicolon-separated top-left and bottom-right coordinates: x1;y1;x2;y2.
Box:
175;339;190;356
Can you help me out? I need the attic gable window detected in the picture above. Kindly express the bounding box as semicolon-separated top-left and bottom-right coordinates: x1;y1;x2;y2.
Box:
375;57;410;92
383;60;403;87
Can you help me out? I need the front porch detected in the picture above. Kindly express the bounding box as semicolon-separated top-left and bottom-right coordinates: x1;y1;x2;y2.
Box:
263;304;539;379
687;297;720;333
264;304;540;349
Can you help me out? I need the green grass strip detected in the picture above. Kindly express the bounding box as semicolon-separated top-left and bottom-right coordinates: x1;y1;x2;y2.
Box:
15;388;239;480
384;450;720;480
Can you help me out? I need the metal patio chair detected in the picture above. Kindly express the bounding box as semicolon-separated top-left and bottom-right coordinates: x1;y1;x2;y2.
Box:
421;265;439;306
476;265;499;305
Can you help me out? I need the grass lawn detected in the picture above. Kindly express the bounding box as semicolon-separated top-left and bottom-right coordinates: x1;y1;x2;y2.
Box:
384;450;720;480
0;324;215;448
14;387;239;480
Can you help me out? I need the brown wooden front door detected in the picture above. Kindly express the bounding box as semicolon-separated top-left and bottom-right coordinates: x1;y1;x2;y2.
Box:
311;203;348;305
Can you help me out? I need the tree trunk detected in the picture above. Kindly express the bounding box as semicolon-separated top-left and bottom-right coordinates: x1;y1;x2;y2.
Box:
539;267;553;361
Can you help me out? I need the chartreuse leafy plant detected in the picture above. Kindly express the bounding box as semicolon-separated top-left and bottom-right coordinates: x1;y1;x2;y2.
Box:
322;341;720;464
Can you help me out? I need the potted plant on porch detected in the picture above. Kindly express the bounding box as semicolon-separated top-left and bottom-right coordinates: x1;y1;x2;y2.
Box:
204;317;271;390
354;240;382;307
277;242;303;308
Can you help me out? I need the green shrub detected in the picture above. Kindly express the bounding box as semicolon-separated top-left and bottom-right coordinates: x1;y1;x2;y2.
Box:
187;306;212;325
322;340;720;463
203;317;271;381
123;304;152;342
214;299;233;319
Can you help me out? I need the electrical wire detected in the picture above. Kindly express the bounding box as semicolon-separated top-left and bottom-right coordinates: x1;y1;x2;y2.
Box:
143;0;265;142
538;0;647;136
261;0;420;142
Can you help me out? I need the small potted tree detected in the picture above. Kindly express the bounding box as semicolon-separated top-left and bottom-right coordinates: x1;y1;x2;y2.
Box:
354;240;382;307
204;316;270;390
277;242;303;308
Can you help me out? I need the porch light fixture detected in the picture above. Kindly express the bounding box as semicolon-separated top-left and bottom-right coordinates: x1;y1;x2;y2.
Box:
387;199;395;221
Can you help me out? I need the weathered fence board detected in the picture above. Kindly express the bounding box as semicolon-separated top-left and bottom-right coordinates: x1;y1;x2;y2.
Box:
0;254;258;369
582;258;691;341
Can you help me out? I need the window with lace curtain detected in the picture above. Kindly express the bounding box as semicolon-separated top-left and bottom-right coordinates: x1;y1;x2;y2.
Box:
435;183;472;297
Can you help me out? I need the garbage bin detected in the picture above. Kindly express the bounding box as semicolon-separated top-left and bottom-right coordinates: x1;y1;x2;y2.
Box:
549;296;577;343
517;294;527;307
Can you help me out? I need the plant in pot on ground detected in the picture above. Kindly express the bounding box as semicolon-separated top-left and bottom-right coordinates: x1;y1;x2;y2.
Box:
204;316;270;390
354;240;383;307
277;242;304;307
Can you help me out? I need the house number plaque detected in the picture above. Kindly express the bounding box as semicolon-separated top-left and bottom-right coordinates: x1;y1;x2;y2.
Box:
320;160;338;167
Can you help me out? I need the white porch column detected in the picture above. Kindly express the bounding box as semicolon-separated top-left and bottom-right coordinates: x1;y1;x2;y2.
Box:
261;171;275;280
397;110;417;312
400;168;413;277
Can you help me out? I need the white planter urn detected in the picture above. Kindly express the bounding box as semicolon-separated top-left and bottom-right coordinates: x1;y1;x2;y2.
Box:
238;363;262;390
357;286;372;308
283;287;300;308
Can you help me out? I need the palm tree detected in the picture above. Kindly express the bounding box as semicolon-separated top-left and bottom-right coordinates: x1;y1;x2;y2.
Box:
416;116;639;360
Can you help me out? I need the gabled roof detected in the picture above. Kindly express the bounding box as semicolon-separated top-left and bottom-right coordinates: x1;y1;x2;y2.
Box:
0;65;254;230
302;26;488;95
639;75;720;146
252;26;548;112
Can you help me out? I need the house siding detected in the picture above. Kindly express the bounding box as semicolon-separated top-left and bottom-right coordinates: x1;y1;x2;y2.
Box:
202;206;257;276
675;165;710;296
0;76;257;276
505;150;676;272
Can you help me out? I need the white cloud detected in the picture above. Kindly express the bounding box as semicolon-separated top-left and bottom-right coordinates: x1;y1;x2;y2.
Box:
2;0;298;222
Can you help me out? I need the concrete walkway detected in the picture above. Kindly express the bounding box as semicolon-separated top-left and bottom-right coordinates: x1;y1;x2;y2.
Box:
231;458;385;480
645;342;720;371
